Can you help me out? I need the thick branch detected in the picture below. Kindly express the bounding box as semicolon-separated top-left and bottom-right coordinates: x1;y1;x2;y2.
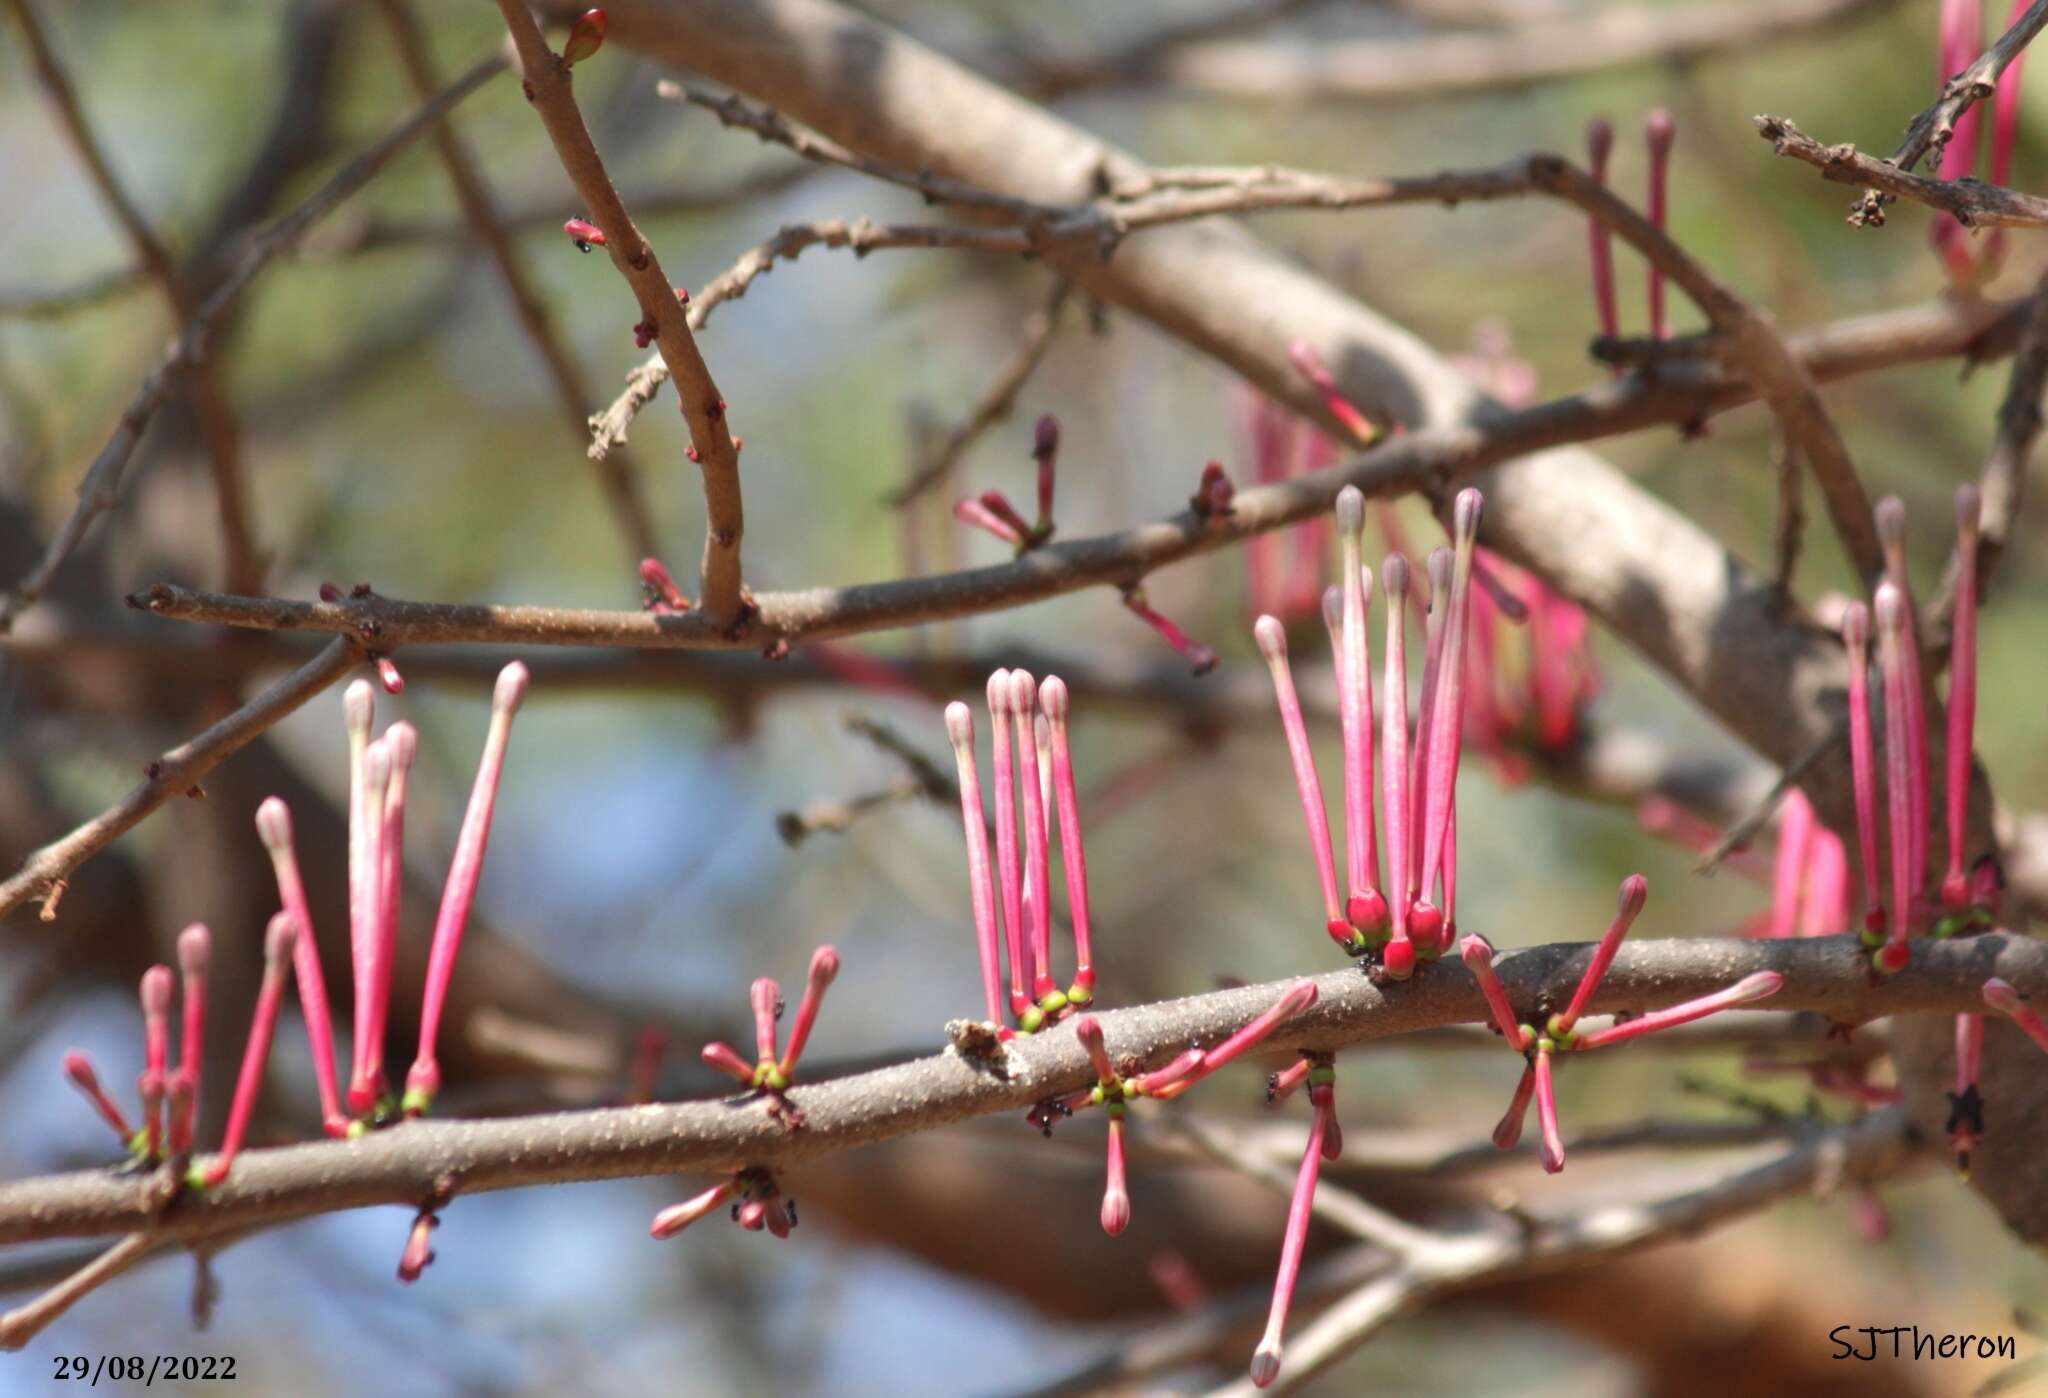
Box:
1757;114;2048;229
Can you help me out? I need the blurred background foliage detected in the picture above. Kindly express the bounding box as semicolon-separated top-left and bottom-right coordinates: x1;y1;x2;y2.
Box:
5;0;2048;1393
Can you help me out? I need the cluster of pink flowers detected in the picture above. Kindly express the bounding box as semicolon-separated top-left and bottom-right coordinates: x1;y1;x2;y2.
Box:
1931;0;2030;286
1585;109;1678;344
63;664;533;1196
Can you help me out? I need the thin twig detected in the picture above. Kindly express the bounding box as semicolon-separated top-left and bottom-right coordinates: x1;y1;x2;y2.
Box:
493;2;747;626
0;637;361;920
0;53;507;634
1757;114;2048;230
371;0;660;564
1693;730;1839;876
4;0;260;596
0;1233;162;1351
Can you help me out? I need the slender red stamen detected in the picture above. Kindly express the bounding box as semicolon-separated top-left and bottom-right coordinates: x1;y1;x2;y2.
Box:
1140;981;1319;1100
1033;412;1059;537
205;912;298;1186
1125;589;1218;674
252;807;342;1135
1410;549;1448;908
1945;484;1982;909
1380;557;1416;977
1255;616;1346;945
1012;671;1056;1003
1250;1092;1333;1388
1800;829;1851;938
1267;1058;1312;1104
1645;109;1675;339
1334;489;1383;937
1585;117;1618;347
396;1210;439;1283
1493;1063;1537;1150
987;671;1032;1019
779;946;839;1077
169;924;209;1155
1766;791;1817;940
1575;972;1784;1048
651;1181;737;1239
1985;0;2030;271
1458;936;1532;1051
701;1041;757;1086
136;965;172;1159
954;496;1025;549
405;662;529;1115
348;737;392;1118
1285;340;1377;445
62;1052;134;1146
1876;499;1931;896
1554;875;1649;1038
1874;583;1916;974
1533;1045;1565;1173
1932;0;1989;280
945;703;1007;1025
358;721;413;1116
1983;978;2048;1055
1039;677;1096;999
749;977;782;1067
1841;603;1885;937
1417;491;1482;942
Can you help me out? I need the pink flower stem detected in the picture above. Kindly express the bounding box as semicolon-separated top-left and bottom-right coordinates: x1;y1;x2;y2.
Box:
1334;489;1385;938
1100;1109;1131;1236
1533;1045;1565;1173
204;912;298;1186
1039;677;1096;1001
1492;1063;1537;1150
252;797;345;1135
169;924;210;1156
1645;109;1675;339
1766;790;1817;940
1417;491;1483;943
1876;500;1931;898
1251;1088;1333;1388
1458;936;1532;1050
61;1052;134;1147
651;1181;738;1239
356;722;414;1116
1267;1057;1312;1105
1409;550;1447;918
404;662;529;1115
945;703;1007;1026
1379;556;1416;978
347;737;392;1118
1012;671;1057;1011
1585;117;1618;350
137;966;172;1160
1552;875;1650;1039
987;671;1033;1020
1841;604;1885;937
700;1040;758;1086
1125;589;1218;674
750;977;782;1070
953;496;1025;549
1254;617;1348;948
1574;972;1785;1049
779;946;839;1078
1139;981;1319;1099
1945;485;1981;909
1874;583;1917;974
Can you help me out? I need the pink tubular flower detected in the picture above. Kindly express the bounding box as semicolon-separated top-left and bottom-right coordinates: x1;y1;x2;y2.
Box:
375;656;405;695
62;1051;134;1148
1585;117;1618;346
1765;791;1818;940
1873;583;1918;975
1875;499;1931;897
1493;1064;1537;1150
1459;935;1533;1051
1267;1057;1312;1105
253;797;344;1134
779;946;839;1078
1124;587;1218;674
205;912;298;1186
700;1040;757;1086
1336;492;1386;939
987;671;1032;1018
1255;616;1348;947
1551;875;1650;1042
169;924;210;1156
1983;978;2048;1055
1380;556;1416;977
1533;1045;1565;1173
750;977;782;1073
1841;603;1885;939
138;966;172;1160
1950;1012;1984;1174
1415;491;1482;947
1944;485;1982;911
1011;670;1058;1017
1135;980;1318;1100
945;703;1007;1027
1645;109;1676;339
348;738;393;1118
1250;1060;1336;1388
1573;972;1783;1049
651;1181;737;1239
356;722;415;1117
396;1209;439;1283
405;661;530;1116
1039;677;1096;1003
954;494;1026;550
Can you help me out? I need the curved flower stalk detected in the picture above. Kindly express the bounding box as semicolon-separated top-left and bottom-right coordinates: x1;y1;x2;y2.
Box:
698;945;840;1128
945;670;1109;1034
1460;877;1784;1173
1251;1051;1339;1389
953;414;1059;554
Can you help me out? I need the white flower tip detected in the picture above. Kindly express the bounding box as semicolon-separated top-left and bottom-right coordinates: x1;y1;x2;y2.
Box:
264;911;300;964
1250;1343;1282;1388
1382;552;1410;596
1840;601;1868;648
1038;674;1069;721
1617;874;1649;921
386;721;419;772
985;669;1010;710
177;923;211;976
1458;933;1493;966
1873;582;1905;634
1645;107;1676;149
363;736;393;788
140;965;174;1015
1427;547;1453;599
1253;615;1287;661
1453;487;1483;544
944;701;975;750
344;679;375;737
1320;586;1341;634
1008;668;1037;713
1983;978;2021;1013
808;944;840;987
254;796;292;851
1100;1187;1131;1237
1874;495;1906;546
1335;485;1365;536
1733;971;1784;1003
1956;482;1981;537
492;661;531;716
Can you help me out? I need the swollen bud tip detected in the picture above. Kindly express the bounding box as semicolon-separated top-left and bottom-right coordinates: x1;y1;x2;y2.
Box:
344;679;374;738
944;701;974;748
387;721;418;772
1617;873;1649;921
1453;487;1483;544
141;965;173;1015
1874;582;1904;634
1250;1346;1281;1388
493;661;530;715
1587;116;1614;164
1383;553;1410;597
1646;108;1676;152
62;1051;95;1086
177;923;211;976
1382;938;1416;979
1874;496;1907;548
264;910;299;965
1100;1187;1131;1236
1039;674;1070;721
1335;485;1365;537
985;668;1010;709
1009;668;1037;713
1841;601;1868;647
808;944;840;988
254;796;292;851
1253;615;1287;661
1033;413;1059;459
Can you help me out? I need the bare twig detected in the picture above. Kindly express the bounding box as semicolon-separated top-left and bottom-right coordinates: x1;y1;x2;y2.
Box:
492;2;747;625
1757;114;2048;230
0;1233;162;1352
0;637;361;921
4;0;260;596
0;53;507;634
371;0;660;563
1693;730;1840;876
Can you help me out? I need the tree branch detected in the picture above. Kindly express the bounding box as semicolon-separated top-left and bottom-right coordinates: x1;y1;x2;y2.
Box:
1757;114;2048;230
